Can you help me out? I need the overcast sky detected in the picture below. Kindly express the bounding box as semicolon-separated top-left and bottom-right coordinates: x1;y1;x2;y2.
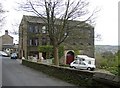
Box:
0;0;119;46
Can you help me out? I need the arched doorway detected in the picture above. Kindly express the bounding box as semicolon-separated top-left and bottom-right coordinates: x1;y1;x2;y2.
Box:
66;51;74;64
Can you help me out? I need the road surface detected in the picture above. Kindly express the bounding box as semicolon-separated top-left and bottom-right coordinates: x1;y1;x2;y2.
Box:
0;56;2;87
2;57;76;86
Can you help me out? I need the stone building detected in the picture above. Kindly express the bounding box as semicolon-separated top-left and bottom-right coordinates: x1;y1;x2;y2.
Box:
19;15;94;64
0;30;14;54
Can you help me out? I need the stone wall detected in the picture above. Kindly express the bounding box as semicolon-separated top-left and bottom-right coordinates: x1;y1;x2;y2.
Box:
92;72;120;88
22;59;120;88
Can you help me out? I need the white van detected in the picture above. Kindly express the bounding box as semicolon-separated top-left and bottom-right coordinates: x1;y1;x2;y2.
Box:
70;55;96;71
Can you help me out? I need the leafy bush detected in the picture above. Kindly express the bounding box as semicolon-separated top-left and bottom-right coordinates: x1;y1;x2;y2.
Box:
96;52;119;75
38;45;53;59
117;50;120;76
101;51;115;59
74;49;80;56
58;45;65;59
38;45;64;59
100;59;108;68
38;45;53;53
106;66;118;75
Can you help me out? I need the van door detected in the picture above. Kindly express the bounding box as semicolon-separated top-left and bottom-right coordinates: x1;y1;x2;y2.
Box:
72;60;79;68
79;61;87;69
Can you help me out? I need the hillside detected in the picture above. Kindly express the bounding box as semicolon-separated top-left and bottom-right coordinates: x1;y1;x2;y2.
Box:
95;45;118;54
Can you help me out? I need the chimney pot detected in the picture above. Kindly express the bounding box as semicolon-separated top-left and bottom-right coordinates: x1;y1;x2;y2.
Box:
5;30;8;35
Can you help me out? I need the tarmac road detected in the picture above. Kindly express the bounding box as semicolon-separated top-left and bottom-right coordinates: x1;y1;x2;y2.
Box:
2;57;76;87
0;56;2;87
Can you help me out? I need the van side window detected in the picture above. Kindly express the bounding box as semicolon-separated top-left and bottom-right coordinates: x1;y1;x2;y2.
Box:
81;62;86;65
73;60;78;64
88;61;91;64
78;57;85;61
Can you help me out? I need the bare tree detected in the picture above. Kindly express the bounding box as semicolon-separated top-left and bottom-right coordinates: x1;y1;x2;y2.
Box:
95;33;102;41
19;0;98;66
0;3;6;29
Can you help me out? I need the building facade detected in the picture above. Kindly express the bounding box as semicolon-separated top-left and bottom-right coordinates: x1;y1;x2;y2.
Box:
0;30;14;54
19;15;94;64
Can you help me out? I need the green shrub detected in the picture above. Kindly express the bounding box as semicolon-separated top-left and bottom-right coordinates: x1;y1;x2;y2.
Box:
38;45;53;59
106;66;118;75
117;50;120;76
38;45;64;59
99;59;108;68
38;45;53;53
96;52;119;75
58;45;64;59
74;49;80;56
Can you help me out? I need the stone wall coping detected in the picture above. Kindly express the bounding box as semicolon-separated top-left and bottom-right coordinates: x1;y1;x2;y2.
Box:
93;72;120;87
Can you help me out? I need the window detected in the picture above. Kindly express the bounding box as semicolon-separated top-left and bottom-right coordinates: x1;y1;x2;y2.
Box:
87;30;91;37
77;57;84;61
35;25;39;33
29;26;33;33
29;24;39;33
42;26;46;33
35;38;39;46
42;37;47;45
88;61;91;64
29;38;39;46
81;62;86;65
73;60;78;64
29;39;32;46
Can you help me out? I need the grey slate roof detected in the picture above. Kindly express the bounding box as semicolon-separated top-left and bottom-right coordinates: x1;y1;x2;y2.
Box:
21;15;93;28
23;15;45;24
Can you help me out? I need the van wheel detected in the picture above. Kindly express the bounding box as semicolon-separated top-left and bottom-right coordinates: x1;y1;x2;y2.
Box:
73;66;76;69
87;67;91;71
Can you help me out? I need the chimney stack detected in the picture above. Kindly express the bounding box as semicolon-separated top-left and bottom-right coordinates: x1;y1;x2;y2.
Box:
5;30;8;35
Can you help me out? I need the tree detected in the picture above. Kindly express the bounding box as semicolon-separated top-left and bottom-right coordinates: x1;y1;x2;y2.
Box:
0;3;5;29
116;50;120;76
19;0;97;66
101;51;115;59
